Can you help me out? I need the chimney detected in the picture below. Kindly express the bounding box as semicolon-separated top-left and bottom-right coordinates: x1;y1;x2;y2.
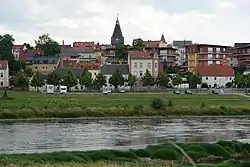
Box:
62;40;64;46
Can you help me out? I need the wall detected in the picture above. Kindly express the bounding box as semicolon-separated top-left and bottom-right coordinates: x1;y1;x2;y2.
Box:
129;59;158;78
28;64;58;73
0;68;9;87
201;76;234;87
188;53;197;71
103;74;129;86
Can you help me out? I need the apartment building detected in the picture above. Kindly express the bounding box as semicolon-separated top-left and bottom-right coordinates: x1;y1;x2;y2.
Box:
186;44;230;71
234;44;250;73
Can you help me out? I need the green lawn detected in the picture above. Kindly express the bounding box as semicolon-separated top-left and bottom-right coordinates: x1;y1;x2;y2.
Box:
1;91;249;109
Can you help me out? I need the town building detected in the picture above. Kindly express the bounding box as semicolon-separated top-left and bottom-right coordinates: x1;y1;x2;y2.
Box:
143;35;178;73
186;44;230;72
128;50;158;78
111;15;124;46
26;55;59;74
233;44;250;73
100;64;129;86
73;41;95;50
0;60;9;88
172;40;193;66
12;45;24;60
194;65;234;87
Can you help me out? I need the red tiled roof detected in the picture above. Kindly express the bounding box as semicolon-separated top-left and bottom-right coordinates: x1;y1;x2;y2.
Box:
61;60;78;68
75;62;101;70
12;45;23;50
73;42;95;50
19;49;44;61
0;60;8;69
194;65;234;77
128;50;155;60
143;40;161;47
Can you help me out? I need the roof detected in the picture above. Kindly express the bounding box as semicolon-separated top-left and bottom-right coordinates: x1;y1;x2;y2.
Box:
19;49;44;61
234;43;250;48
160;34;166;43
172;40;193;47
75;62;101;70
111;17;123;39
187;44;231;48
100;64;129;75
73;42;95;50
60;60;78;68
12;45;23;50
194;65;234;77
26;55;59;64
54;68;85;78
128;50;155;60
143;40;160;47
0;60;8;69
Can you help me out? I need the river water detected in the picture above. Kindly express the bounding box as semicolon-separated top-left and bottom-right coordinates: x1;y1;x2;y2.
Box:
0;117;250;154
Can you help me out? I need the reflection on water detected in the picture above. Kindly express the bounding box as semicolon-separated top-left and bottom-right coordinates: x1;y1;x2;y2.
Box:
0;117;250;154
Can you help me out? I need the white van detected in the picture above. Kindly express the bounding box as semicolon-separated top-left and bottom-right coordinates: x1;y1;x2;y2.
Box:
46;84;54;94
60;86;67;94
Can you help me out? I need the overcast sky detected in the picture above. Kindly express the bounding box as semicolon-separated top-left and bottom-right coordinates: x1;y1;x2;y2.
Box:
0;0;249;46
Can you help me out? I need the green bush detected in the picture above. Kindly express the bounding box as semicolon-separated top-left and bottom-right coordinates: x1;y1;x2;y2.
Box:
150;148;182;160
150;98;165;110
168;100;173;107
201;102;206;109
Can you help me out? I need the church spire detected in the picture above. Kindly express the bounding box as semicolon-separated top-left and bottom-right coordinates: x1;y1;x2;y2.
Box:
161;34;166;43
111;14;124;46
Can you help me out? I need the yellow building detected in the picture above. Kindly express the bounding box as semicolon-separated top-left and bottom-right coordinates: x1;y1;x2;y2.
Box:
26;55;59;74
188;53;197;72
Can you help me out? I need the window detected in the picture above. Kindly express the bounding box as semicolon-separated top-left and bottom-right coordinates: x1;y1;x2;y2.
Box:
54;66;56;69
208;54;213;60
230;77;232;80
147;63;151;69
200;48;204;53
216;54;220;59
154;63;157;68
35;66;37;69
208;47;213;53
139;71;143;77
42;66;44;69
0;82;3;86
216;48;220;53
160;50;167;55
206;77;208;80
45;66;48;69
223;48;226;51
214;77;217;80
134;63;137;68
0;73;3;77
139;63;143;68
216;60;220;65
208;60;213;65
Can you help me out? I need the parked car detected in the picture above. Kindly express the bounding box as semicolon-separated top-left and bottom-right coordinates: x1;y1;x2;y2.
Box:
211;89;219;94
185;90;192;95
173;90;181;94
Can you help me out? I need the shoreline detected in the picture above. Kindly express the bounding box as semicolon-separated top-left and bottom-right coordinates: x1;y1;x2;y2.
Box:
0;115;249;123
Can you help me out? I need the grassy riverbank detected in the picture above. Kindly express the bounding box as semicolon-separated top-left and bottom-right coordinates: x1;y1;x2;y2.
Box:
1;141;250;167
0;91;250;119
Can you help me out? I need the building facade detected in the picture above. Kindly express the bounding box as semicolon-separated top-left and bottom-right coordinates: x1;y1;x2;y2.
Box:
186;44;230;71
128;50;158;78
234;45;250;72
0;60;9;88
194;65;234;87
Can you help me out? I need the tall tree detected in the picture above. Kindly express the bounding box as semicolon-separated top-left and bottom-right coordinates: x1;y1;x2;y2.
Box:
79;70;93;91
14;72;29;90
24;67;34;77
141;69;154;91
108;69;125;90
156;72;170;88
132;38;145;50
23;43;34;50
172;74;183;88
30;72;45;92
127;73;137;91
187;74;202;89
47;71;61;86
115;44;130;60
235;64;246;75
35;34;60;55
62;70;78;90
94;73;106;89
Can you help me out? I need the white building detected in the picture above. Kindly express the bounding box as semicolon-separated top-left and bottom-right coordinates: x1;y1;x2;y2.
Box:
0;60;9;87
128;50;158;78
194;65;235;87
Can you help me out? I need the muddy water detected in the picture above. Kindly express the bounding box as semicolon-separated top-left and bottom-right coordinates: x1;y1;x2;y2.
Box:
0;117;250;154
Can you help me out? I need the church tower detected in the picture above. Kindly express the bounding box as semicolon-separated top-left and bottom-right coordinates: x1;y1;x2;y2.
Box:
111;14;124;46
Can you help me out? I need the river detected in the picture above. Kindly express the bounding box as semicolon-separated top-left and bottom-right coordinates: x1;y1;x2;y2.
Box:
0;117;250;154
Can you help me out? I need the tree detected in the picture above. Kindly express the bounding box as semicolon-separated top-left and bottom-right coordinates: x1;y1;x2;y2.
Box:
94;73;106;89
115;44;130;60
79;70;93;90
127;74;137;91
30;72;45;92
132;38;145;50
172;74;183;88
24;67;34;77
234;72;241;87
14;72;29;90
187;74;202;89
156;72;170;88
141;69;154;91
108;69;125;90
62;70;78;90
235;64;246;75
23;43;34;50
0;34;15;62
47;71;61;86
35;34;60;55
